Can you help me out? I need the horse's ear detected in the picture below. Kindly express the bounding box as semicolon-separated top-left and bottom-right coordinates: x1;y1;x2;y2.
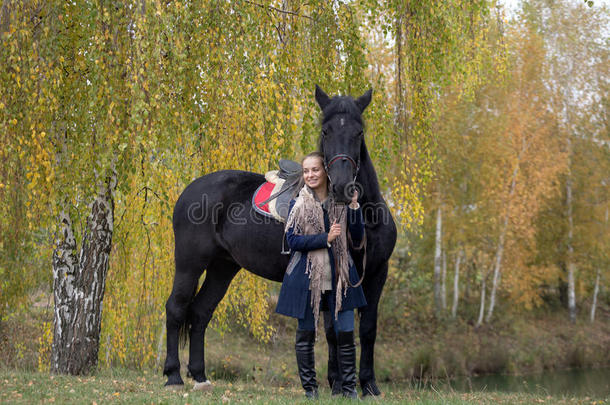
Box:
356;89;372;113
315;84;331;110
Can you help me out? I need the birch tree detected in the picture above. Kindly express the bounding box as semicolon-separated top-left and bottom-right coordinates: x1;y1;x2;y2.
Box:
452;249;463;319
433;204;443;316
526;0;609;321
441;250;447;310
485;21;563;322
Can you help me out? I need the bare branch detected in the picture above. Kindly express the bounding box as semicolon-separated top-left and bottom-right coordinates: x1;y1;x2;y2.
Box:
243;0;313;21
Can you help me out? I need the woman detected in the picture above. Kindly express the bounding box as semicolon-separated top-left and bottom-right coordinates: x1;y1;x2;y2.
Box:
275;151;366;399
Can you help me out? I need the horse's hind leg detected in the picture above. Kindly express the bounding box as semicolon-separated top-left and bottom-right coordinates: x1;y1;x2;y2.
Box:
187;258;240;385
164;255;204;386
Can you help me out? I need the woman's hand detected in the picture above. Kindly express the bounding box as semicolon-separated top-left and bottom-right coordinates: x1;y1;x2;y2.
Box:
327;221;342;243
349;190;359;209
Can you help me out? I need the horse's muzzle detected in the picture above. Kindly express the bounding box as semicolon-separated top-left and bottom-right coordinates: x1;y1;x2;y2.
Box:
332;181;360;203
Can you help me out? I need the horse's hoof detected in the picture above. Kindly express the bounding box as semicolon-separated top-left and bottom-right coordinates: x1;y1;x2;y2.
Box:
164;384;185;391
164;372;185;387
192;380;213;391
361;380;381;398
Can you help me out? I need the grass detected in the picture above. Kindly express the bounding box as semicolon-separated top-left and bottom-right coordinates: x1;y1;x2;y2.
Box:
168;310;610;386
0;368;607;404
1;296;609;403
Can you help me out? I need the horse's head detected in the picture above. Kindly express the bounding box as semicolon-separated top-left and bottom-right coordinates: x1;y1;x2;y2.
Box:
315;85;372;204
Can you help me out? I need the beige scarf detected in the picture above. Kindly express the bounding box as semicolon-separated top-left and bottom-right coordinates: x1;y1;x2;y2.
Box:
285;186;350;332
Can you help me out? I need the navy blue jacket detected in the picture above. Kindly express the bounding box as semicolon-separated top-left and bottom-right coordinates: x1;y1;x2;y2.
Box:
275;200;367;319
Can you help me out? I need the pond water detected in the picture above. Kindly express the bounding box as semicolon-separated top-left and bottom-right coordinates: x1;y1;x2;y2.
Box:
445;368;610;398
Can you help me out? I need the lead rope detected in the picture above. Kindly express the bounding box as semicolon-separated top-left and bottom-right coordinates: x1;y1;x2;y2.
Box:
331;205;367;289
347;231;366;288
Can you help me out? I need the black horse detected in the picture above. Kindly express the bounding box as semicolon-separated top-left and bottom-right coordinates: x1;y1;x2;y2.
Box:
163;85;397;396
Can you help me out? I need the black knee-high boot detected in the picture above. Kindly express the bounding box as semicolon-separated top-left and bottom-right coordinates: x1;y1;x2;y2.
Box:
337;331;358;399
295;329;318;399
324;313;342;395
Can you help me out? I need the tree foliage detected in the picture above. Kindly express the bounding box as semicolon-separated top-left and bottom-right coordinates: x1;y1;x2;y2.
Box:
387;0;609;324
1;0;607;370
1;0;397;368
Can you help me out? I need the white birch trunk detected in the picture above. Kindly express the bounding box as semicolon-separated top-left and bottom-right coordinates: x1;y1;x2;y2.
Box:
590;268;600;323
52;207;79;370
452;250;462;319
487;154;521;323
441;251;447;311
52;172;117;374
476;270;486;328
433;206;443;317
590;207;608;322
486;220;507;323
566;175;577;323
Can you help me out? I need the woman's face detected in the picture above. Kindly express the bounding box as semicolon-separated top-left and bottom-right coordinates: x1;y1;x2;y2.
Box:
302;156;327;192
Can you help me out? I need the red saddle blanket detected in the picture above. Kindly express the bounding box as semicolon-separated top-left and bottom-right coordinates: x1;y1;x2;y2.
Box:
253;181;276;215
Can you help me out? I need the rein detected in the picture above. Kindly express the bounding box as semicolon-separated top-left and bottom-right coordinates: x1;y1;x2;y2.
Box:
324;151;366;289
347;231;366;288
331;202;367;289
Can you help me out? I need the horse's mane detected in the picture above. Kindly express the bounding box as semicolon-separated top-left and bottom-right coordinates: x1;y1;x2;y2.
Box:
321;96;363;125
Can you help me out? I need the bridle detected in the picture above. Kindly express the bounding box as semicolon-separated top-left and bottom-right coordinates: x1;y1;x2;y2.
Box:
322;150;360;224
324;153;360;185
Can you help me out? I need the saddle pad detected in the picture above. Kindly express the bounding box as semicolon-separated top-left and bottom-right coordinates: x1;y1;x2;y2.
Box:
252;173;285;222
253;182;276;215
252;169;297;222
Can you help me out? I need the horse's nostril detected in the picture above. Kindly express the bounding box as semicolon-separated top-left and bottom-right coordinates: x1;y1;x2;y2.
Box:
347;183;355;196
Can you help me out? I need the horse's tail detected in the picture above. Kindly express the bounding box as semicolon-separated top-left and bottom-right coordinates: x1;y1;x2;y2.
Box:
179;283;199;349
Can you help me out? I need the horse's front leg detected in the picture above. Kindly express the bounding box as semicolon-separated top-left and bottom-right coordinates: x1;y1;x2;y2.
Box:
358;261;388;397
